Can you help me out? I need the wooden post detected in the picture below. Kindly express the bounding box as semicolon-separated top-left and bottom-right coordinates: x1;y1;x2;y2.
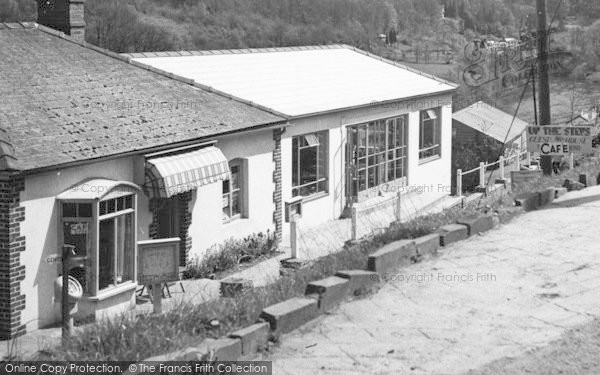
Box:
516;149;521;170
395;191;402;222
527;152;531;167
290;214;298;259
151;284;162;314
499;156;505;179
61;245;72;345
569;153;574;169
351;207;358;241
479;162;486;187
456;169;462;197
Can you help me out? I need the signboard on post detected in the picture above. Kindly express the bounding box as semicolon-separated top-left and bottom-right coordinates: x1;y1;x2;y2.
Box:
137;238;180;285
526;126;592;155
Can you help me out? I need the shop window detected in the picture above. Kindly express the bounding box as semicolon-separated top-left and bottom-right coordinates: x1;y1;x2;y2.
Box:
419;108;441;160
98;196;135;291
62;203;93;292
292;131;328;197
347;116;408;194
223;161;244;221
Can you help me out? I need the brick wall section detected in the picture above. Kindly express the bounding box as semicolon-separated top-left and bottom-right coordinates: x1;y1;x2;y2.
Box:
272;129;283;244
148;192;192;267
0;173;26;340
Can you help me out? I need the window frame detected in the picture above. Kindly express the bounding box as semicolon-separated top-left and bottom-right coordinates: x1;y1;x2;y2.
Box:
292;131;329;198
222;160;244;222
348;116;409;194
59;191;138;298
419;107;442;162
97;195;136;292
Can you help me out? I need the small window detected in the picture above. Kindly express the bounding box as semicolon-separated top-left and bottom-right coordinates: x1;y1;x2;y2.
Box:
223;161;243;221
419;108;441;160
292;131;329;197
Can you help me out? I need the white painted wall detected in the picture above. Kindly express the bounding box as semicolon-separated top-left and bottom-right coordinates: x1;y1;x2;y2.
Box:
20;156;151;331
280;93;453;237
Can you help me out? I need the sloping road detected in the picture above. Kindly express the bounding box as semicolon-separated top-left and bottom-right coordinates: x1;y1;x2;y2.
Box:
263;186;600;374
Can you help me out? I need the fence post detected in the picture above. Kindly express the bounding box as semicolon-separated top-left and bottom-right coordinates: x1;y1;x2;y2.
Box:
456;169;462;197
290;214;298;259
499;156;505;180
527;152;531;167
395;190;402;222
569;153;574;169
351;206;358;241
479;161;485;187
516;149;521;170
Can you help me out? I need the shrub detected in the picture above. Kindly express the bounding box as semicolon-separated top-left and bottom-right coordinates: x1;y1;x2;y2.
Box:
183;231;277;280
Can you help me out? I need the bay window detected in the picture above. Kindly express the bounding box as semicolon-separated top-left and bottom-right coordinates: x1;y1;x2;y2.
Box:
58;180;139;297
292;131;328;197
419;108;441;160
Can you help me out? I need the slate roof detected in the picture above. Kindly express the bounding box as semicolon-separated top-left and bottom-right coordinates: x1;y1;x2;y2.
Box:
453;101;529;144
124;45;458;118
0;23;286;172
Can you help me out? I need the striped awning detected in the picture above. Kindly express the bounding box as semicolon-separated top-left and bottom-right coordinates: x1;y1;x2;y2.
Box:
145;146;231;198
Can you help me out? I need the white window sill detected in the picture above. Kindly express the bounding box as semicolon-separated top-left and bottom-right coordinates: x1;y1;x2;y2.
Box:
418;154;441;165
86;281;138;302
297;191;329;203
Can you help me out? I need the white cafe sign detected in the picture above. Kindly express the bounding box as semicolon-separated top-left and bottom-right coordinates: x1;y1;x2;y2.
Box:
526;126;592;155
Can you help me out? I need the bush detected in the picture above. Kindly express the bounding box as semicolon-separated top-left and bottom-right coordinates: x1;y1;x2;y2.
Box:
183;231;277;280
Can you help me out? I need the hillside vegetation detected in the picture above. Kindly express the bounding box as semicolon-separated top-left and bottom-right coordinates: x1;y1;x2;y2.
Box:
2;0;598;54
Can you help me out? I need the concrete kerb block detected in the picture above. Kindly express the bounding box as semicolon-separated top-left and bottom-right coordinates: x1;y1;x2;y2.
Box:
229;322;270;357
220;278;253;298
336;270;379;296
555;187;567;198
414;233;440;256
198;337;243;361
260;297;318;335
306;276;350;312
438;224;469;246
538;188;555;207
564;178;585;191
367;240;416;274
515;192;540;211
456;216;494;236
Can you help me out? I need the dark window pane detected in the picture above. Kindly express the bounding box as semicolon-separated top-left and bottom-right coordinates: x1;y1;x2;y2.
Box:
292;137;299;186
387;161;396;181
222;195;230;219
106;199;115;214
124;195;133;209
99;201;107;216
232;191;240;216
116;197;125;211
231;165;240;190
62;203;77;217
299;147;317;184
78;203;92;218
116;214;134;284
358;169;366;191
99;219;115;290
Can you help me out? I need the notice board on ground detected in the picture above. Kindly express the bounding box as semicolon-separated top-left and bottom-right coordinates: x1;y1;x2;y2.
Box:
526;126;592;155
137;238;180;285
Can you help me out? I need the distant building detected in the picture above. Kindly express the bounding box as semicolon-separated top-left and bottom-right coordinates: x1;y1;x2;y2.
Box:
452;101;528;151
566;109;598;126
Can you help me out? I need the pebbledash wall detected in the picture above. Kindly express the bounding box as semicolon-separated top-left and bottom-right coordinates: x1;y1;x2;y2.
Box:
280;93;453;238
10;126;279;335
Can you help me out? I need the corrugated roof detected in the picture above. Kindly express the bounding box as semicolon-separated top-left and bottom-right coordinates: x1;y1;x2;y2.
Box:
0;23;285;172
126;45;457;118
452;102;529;144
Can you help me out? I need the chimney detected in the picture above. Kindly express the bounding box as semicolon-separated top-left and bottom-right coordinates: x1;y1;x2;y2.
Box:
37;0;86;42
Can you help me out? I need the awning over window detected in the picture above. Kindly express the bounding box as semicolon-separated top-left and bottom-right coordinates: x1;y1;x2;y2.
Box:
145;146;231;198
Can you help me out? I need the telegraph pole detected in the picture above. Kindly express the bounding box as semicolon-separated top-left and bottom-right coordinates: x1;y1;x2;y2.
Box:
537;0;553;175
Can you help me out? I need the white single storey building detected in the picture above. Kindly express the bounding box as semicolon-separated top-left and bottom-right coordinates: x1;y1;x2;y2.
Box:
0;1;456;339
126;46;458;237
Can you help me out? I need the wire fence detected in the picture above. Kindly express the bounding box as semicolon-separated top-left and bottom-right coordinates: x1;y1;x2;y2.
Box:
289;191;453;260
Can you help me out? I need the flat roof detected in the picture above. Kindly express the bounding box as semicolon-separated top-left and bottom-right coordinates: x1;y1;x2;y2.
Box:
127;45;457;118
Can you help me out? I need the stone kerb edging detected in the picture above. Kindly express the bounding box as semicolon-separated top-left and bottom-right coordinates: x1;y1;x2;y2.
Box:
131;198;528;366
